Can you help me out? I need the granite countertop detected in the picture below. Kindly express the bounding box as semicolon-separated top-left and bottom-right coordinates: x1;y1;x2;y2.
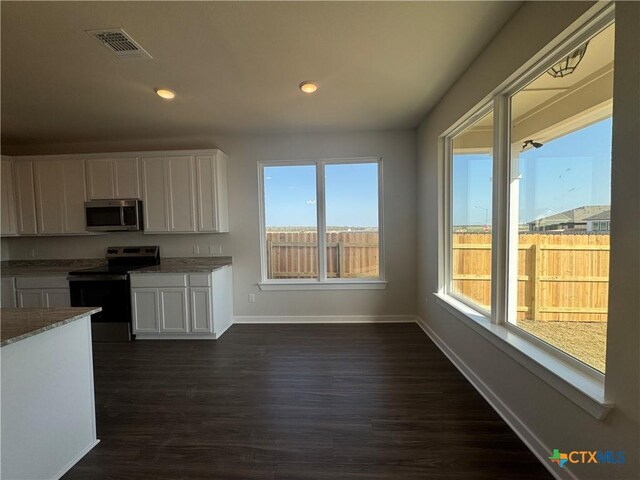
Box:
130;256;233;274
1;259;105;277
1;257;232;277
0;307;102;347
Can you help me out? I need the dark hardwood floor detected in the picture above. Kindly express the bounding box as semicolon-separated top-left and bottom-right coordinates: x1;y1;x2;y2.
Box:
63;323;552;479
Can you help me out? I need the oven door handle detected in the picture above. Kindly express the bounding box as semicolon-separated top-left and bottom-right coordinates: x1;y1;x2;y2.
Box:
67;275;128;282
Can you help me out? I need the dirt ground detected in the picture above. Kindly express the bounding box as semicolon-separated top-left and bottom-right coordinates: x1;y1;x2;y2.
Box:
516;320;607;372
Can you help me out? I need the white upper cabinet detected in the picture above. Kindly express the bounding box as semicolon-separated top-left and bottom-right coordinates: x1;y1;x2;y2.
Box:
166;156;196;233
34;158;87;235
86;157;140;200
13;160;38;235
141;157;170;233
141;150;229;234
6;149;228;236
142;155;196;233
195;152;229;233
1;157;18;236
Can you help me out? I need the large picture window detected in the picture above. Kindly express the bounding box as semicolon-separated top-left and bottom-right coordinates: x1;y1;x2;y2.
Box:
506;23;614;373
443;17;614;376
260;158;383;287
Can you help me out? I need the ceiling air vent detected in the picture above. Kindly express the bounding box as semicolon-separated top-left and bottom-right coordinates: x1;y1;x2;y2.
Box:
87;28;152;59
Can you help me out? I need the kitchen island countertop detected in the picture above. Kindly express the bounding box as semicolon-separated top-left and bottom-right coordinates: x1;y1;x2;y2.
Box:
0;307;102;347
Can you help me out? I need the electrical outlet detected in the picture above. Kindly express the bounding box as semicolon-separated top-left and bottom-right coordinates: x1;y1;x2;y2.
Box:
248;293;256;303
193;245;200;254
209;244;222;255
30;249;36;258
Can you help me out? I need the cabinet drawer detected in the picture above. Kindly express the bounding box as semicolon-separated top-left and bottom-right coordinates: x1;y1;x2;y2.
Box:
189;274;211;287
16;276;69;289
130;274;187;288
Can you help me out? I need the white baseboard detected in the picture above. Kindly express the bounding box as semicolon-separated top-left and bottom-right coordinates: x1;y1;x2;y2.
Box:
232;315;417;324
415;317;578;480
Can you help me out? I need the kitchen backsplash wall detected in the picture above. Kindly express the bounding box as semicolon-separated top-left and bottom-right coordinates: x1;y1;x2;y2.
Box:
1;238;9;260
5;232;231;260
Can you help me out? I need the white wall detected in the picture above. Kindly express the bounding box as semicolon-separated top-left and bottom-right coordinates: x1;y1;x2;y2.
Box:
4;130;417;318
417;2;638;480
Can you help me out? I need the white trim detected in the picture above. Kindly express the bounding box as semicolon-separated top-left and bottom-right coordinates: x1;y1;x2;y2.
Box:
135;333;221;340
258;280;388;291
51;439;100;480
257;157;385;285
415;317;578;480
233;315;415;324
432;293;611;420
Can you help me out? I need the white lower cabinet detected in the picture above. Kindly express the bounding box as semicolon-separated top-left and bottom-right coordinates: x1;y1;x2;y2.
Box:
131;267;232;339
190;287;212;333
15;276;70;308
159;288;189;332
1;277;17;308
132;289;160;332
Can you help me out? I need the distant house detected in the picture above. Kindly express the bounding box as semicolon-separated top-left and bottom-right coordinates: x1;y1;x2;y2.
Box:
527;205;610;232
585;209;611;232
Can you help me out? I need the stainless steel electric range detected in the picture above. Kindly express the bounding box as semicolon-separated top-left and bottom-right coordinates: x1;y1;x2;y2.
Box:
67;246;160;341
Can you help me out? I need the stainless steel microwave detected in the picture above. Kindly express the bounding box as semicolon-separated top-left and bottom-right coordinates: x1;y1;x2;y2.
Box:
85;199;143;232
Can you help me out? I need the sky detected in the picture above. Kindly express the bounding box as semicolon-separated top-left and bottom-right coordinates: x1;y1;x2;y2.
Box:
452;117;613;226
264;162;379;228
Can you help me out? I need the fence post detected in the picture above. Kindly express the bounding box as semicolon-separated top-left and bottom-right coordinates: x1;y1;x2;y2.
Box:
531;243;541;320
338;241;345;278
267;240;272;278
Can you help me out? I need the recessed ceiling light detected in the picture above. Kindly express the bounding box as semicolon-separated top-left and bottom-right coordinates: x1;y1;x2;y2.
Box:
155;88;176;100
299;81;318;94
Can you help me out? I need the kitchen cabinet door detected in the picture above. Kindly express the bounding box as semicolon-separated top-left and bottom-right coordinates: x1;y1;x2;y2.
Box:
86;157;140;200
13;161;38;235
43;288;70;307
1;157;18;236
194;153;229;233
141;158;169;232
190;287;212;333
132;288;160;333
85;158;115;199
1;278;16;308
34;159;87;235
61;159;88;234
114;158;140;199
166;156;196;233
17;290;44;308
34;160;65;234
159;288;189;332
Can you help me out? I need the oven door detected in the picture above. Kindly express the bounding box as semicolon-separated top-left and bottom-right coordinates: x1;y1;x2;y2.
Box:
68;275;132;341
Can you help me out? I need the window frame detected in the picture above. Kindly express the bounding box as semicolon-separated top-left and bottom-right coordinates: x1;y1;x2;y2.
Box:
258;157;386;290
438;3;615;417
442;103;495;319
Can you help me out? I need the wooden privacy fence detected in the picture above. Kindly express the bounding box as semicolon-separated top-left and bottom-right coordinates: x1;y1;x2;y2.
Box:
266;231;379;279
452;233;610;322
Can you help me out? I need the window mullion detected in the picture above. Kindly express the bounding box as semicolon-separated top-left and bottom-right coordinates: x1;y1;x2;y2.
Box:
317;161;327;282
491;94;510;324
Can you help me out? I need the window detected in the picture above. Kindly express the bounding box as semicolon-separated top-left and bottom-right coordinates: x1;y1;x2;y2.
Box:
449;111;494;312
442;15;614;378
507;22;614;373
260;158;383;287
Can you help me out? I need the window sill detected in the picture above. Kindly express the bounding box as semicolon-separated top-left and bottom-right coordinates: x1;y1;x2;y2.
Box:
259;280;388;291
433;292;612;420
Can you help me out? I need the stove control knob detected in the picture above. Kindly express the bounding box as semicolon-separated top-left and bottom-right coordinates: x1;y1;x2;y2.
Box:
145;248;155;253
107;249;117;254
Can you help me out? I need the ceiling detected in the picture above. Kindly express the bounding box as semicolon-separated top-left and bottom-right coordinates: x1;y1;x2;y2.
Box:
1;1;521;146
